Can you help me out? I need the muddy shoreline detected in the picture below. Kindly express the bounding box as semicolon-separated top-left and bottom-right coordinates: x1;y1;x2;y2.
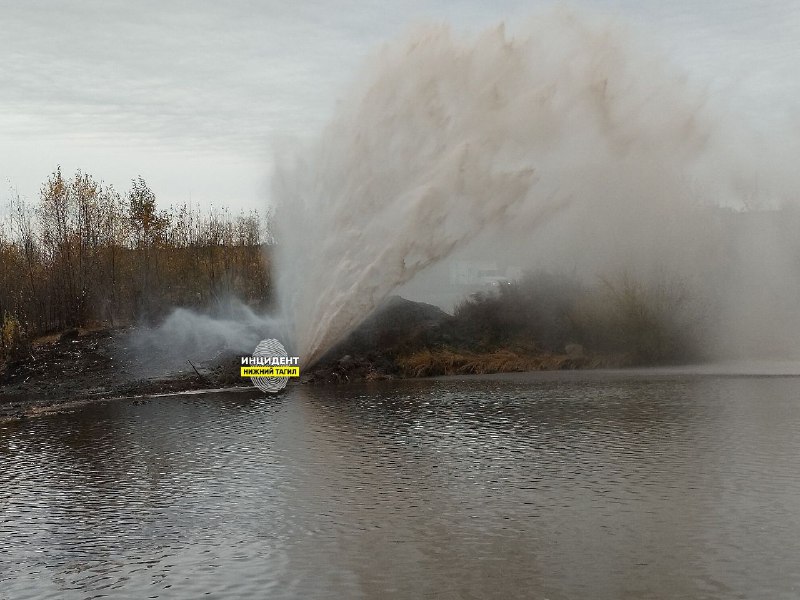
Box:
0;326;606;422
0;328;257;420
1;294;623;421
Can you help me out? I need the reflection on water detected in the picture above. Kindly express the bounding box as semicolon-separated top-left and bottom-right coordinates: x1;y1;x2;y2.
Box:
2;374;800;599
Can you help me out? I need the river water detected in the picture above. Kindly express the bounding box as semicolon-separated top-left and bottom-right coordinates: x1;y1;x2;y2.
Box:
2;372;799;599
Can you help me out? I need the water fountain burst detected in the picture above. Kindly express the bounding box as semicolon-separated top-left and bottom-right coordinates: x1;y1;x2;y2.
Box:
273;9;736;365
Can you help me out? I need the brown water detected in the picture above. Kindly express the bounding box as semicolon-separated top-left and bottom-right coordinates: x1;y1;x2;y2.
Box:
2;373;800;599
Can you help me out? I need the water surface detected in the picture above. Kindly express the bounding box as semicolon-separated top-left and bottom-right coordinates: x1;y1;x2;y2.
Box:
2;373;799;599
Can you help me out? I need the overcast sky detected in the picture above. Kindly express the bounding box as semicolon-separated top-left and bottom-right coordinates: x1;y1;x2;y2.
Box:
2;0;799;212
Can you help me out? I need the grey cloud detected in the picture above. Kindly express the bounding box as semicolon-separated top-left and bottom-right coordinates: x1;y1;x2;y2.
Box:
1;0;798;206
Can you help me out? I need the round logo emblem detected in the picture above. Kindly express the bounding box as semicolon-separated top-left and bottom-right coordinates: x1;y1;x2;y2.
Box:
250;339;290;393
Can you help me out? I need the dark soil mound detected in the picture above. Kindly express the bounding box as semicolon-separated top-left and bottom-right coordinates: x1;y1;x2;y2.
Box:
304;296;452;383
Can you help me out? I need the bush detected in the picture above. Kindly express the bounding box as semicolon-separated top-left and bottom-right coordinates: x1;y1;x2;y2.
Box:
450;270;706;365
569;274;705;364
0;312;30;362
452;271;583;351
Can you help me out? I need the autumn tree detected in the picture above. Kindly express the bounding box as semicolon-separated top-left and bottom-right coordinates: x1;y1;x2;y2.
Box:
1;168;272;340
128;176;167;319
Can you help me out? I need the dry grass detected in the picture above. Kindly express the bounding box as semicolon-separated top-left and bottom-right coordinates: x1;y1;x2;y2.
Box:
397;347;589;377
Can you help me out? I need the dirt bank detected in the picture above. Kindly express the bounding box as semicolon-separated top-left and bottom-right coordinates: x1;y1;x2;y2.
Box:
0;327;252;420
1;297;622;421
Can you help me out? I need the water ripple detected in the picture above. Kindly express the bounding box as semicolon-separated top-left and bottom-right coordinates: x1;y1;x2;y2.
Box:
2;374;800;598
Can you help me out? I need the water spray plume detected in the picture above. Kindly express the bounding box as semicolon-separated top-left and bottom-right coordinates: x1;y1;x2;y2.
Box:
274;9;735;366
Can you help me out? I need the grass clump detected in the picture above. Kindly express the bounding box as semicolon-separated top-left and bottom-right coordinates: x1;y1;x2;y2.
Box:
397;347;584;377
